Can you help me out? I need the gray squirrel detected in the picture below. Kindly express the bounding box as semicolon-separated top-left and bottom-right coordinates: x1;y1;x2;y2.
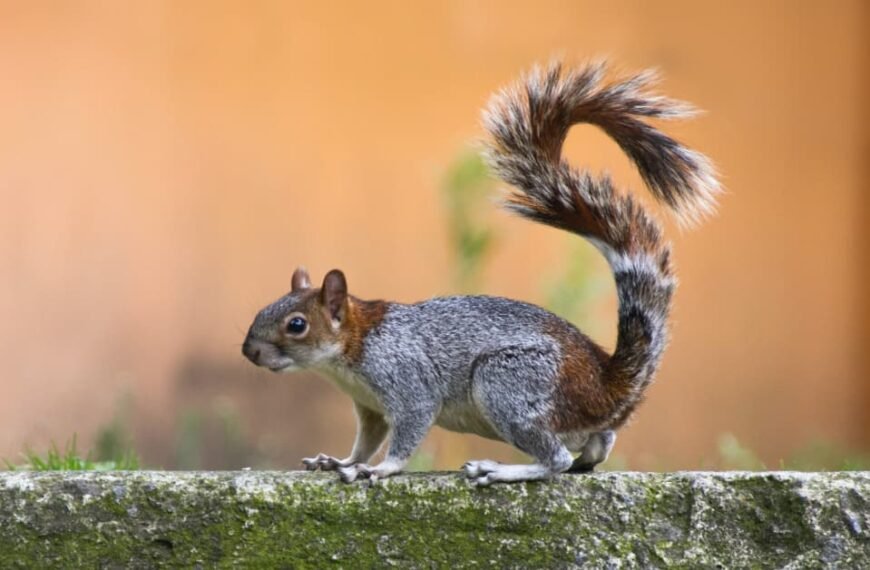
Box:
242;61;720;485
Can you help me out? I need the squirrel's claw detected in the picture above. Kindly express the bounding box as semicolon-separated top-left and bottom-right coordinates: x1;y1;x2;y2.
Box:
338;464;362;483
337;460;402;484
340;463;375;484
302;453;349;472
462;460;500;479
356;464;380;484
301;454;324;471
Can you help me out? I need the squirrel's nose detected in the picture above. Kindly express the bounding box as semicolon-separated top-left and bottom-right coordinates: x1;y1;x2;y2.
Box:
242;339;261;364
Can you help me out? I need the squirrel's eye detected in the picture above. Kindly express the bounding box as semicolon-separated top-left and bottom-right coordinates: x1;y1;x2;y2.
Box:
286;316;307;335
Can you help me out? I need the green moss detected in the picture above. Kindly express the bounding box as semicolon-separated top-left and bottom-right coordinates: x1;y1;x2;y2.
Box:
0;471;867;568
726;476;814;550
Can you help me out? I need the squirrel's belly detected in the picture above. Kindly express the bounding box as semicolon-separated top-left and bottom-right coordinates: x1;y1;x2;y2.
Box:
435;401;502;441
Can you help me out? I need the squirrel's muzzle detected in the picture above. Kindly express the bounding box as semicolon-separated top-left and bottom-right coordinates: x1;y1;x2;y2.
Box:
242;338;263;365
242;335;298;372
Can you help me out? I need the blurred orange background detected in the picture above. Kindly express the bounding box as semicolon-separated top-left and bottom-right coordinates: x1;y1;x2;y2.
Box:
1;1;867;470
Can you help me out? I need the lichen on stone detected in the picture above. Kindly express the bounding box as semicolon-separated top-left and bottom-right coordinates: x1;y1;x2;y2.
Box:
0;471;867;568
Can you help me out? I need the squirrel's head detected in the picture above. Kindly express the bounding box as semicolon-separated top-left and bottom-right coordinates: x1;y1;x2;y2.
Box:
242;267;350;372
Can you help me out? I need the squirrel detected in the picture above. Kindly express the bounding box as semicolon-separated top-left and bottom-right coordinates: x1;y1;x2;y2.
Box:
242;61;720;485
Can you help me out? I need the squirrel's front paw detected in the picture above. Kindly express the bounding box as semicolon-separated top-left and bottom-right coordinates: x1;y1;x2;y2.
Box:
338;463;381;483
302;453;349;472
337;459;404;484
337;463;366;483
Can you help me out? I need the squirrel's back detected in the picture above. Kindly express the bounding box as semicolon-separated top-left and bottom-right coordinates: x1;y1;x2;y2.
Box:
366;295;603;360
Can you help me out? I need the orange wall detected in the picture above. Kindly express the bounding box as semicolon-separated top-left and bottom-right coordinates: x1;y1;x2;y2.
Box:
0;1;867;468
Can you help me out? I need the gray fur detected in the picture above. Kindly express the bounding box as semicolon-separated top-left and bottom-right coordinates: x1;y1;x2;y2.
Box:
244;61;719;485
327;296;582;484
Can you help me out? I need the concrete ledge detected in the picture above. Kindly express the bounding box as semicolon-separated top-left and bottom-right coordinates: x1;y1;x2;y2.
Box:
1;471;867;568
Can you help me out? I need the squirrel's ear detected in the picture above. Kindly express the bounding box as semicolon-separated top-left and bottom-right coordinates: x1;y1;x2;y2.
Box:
291;266;311;292
320;269;348;322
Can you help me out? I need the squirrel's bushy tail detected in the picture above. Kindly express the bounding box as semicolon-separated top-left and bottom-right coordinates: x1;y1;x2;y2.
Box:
482;61;720;426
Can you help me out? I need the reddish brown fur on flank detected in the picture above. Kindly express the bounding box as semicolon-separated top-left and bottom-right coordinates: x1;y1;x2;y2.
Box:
605;396;645;431
543;317;618;432
340;298;388;364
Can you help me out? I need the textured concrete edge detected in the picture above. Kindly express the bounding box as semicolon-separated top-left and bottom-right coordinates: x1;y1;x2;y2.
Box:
0;471;868;569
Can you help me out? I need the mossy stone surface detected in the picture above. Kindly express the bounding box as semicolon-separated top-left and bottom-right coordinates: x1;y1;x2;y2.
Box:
1;471;867;568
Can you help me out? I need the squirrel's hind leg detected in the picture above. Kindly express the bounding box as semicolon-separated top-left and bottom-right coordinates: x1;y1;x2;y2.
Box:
463;348;574;485
566;430;616;473
461;426;573;485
